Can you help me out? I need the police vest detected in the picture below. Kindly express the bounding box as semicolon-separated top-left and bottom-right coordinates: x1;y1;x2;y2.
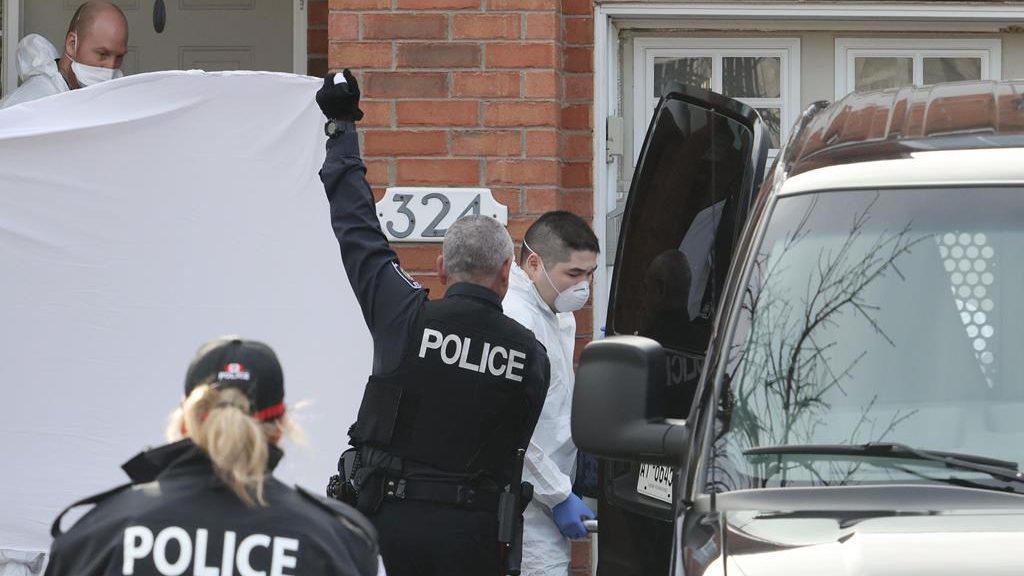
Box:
351;294;540;478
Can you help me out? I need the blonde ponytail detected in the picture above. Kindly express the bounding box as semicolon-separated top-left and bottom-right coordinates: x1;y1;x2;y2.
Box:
167;385;271;506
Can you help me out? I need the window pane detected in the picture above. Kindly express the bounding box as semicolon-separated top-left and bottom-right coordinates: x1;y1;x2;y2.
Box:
924;57;982;85
654;57;712;96
855;57;913;91
723;57;781;98
757;108;782;148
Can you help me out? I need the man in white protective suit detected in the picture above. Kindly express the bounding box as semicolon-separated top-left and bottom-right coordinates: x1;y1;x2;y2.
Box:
502;211;600;576
1;1;127;109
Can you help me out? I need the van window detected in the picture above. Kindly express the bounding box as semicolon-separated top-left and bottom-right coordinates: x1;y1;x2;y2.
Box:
708;187;1024;492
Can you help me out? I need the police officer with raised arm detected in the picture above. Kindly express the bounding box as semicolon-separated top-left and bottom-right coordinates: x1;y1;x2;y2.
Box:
316;69;550;576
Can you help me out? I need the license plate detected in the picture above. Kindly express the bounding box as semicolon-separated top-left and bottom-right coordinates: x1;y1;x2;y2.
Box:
636;463;674;504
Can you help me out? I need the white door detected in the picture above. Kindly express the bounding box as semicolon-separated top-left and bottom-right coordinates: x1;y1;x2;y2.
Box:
20;0;295;77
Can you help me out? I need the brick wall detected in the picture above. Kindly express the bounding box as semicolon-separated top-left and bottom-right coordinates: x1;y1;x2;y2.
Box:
326;0;595;571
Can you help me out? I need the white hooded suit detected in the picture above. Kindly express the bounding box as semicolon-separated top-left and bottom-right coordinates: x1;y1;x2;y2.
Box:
503;264;579;576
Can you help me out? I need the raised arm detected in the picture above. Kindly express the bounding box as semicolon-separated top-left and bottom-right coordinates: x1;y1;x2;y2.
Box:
317;71;426;374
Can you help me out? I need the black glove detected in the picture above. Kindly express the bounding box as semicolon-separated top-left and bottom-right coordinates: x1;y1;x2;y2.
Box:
316;69;364;122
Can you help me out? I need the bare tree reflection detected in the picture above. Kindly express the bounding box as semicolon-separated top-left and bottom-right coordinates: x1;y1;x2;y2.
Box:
709;195;928;489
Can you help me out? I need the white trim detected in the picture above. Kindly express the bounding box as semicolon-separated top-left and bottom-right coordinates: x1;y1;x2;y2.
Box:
292;0;307;75
2;0;20;98
598;2;1024;21
631;37;800;165
592;6;613;340
834;38;1002;100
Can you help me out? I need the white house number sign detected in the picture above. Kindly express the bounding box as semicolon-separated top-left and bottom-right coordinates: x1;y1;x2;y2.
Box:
376;187;509;242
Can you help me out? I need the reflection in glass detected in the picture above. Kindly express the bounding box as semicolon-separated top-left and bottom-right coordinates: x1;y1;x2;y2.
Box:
854;57;913;91
924;57;982;85
756;108;781;148
707;188;1024;493
654;57;712;97
723;57;781;98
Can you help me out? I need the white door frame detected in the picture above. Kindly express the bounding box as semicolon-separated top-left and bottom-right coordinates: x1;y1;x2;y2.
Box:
591;1;1024;338
2;0;308;97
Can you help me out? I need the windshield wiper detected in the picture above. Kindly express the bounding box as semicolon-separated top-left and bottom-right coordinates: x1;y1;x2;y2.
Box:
745;443;1024;484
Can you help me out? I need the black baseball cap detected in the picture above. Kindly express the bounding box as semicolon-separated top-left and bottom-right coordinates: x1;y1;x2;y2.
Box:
184;336;285;421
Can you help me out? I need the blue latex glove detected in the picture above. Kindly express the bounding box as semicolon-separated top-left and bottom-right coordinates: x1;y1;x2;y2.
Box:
552;493;595;539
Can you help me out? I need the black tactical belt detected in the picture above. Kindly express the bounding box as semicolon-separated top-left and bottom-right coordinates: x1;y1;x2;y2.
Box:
383;477;500;511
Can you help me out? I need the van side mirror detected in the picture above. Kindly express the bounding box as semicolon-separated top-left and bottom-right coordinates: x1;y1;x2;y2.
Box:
571;336;689;466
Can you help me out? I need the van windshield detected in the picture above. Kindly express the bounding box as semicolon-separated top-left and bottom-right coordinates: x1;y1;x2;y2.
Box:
708;187;1024;492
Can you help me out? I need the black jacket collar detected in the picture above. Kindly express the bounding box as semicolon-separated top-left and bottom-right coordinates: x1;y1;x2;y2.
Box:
445;282;503;310
121;439;283;483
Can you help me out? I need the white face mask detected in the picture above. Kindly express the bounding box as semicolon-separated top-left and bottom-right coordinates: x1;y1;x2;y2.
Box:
71;60;122;86
525;241;591;313
69;36;123;87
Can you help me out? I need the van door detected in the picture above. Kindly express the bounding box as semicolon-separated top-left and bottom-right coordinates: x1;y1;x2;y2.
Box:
596;85;769;576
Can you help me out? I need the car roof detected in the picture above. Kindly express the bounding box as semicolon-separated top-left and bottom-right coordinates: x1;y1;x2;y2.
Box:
776;80;1024;194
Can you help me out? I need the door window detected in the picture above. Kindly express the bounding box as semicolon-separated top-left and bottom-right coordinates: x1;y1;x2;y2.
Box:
634;38;799;164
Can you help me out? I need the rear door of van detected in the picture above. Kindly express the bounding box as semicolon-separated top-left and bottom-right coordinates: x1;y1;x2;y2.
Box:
595;84;769;576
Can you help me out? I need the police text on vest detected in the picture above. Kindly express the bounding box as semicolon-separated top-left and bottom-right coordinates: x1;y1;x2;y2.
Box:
418;328;526;382
122;526;299;576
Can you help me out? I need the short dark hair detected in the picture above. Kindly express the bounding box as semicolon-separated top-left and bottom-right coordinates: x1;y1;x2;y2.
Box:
522;210;599;266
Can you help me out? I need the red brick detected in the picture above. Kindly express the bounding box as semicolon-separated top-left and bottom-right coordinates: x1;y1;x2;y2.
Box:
525;187;560;213
485;101;558;127
310;0;328;26
526;130;558;156
397;101;479;127
364;130;448;156
525;71;559;98
364;72;448;98
560;188;593;216
454;72;520;98
564;47;592;72
359;100;392;127
398;0;479;8
488;0;555;9
453;14;520;40
398;44;481;68
561;104;591;130
564;73;593;101
363;159;391;186
328;13;358;41
330;0;390;9
487;43;557;68
574;306;594;336
308;57;328;78
364;14;447;39
507;216;536;241
398;159;480;185
308;29;328;54
561;0;592;15
561;162;591;188
525;13;558;39
393;244;442;271
561;132;592;160
565;17;593;45
329;43;392;69
487;159;558;185
452;131;521;156
490;187;523;213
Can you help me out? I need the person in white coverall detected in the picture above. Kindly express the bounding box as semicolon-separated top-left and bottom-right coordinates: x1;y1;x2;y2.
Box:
503;211;601;576
0;1;127;110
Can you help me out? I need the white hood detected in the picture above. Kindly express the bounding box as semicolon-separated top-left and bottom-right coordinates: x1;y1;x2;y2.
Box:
17;34;61;82
0;34;69;109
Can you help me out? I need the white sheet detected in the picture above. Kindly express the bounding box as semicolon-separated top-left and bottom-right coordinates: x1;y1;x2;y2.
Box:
0;71;372;553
